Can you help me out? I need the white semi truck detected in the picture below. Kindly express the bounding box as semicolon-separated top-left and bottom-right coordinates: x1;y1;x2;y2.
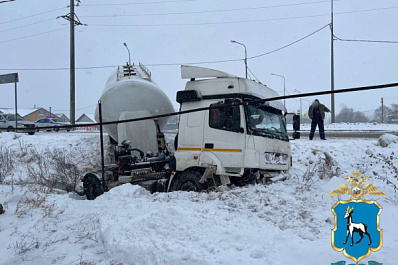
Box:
83;63;297;200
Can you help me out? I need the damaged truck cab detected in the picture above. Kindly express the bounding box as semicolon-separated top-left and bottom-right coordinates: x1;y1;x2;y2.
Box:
172;66;291;188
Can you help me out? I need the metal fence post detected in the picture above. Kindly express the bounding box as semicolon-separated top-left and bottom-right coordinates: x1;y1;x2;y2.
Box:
98;100;105;191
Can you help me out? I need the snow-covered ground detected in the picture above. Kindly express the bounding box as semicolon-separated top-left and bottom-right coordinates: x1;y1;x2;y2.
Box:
0;128;397;265
288;122;398;131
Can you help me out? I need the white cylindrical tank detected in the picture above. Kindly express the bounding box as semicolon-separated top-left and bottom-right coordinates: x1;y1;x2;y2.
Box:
95;63;175;142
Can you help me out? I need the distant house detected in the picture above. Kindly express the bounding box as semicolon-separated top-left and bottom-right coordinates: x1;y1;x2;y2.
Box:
54;113;70;123
76;113;98;131
0;107;59;122
76;113;96;123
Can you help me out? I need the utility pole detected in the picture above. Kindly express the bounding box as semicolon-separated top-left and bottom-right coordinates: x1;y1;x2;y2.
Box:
59;0;85;125
70;0;75;125
381;97;384;123
330;0;335;123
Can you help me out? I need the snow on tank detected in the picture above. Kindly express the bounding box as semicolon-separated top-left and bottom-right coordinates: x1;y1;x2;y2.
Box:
95;63;174;142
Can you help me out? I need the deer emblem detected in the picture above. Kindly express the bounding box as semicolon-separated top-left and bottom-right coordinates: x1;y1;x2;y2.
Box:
343;206;372;246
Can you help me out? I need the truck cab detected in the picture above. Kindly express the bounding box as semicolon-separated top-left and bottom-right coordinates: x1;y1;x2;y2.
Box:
174;66;291;187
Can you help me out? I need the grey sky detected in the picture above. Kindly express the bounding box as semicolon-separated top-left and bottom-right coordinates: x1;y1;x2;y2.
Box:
1;0;397;120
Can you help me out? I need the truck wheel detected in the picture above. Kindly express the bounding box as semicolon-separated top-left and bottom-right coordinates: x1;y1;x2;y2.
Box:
28;132;35;135
171;170;207;192
7;126;14;132
83;174;104;200
54;126;59;132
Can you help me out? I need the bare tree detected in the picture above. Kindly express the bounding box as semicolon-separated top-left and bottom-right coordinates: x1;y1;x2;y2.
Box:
373;105;392;123
337;107;369;123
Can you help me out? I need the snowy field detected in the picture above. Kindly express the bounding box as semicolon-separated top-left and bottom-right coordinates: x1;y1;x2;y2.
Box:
288;122;398;131
0;128;397;265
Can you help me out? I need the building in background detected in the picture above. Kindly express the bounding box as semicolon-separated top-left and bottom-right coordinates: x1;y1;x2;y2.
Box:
76;113;98;131
76;113;95;123
0;107;59;122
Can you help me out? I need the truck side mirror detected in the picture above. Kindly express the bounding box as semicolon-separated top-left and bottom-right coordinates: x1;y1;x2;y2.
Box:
292;114;300;139
293;114;300;131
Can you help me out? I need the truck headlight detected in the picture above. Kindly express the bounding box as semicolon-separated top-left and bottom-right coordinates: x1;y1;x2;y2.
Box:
264;152;288;165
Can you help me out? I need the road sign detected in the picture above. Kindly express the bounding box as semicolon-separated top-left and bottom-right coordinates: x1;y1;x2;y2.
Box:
0;73;19;132
0;73;18;84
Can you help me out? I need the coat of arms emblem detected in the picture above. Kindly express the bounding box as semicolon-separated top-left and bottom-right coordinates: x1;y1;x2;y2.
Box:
327;170;386;264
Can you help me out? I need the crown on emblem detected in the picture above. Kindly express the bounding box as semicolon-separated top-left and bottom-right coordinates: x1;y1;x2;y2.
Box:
327;170;386;200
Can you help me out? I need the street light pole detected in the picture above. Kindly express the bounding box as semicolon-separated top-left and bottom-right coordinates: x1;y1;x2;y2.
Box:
231;40;247;79
271;73;286;108
294;89;302;119
123;42;131;66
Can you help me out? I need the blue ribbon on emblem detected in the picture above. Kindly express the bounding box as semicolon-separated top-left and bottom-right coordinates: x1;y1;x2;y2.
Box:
368;261;383;265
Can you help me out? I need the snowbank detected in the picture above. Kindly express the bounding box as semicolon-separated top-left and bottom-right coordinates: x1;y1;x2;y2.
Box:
377;133;398;147
0;131;397;264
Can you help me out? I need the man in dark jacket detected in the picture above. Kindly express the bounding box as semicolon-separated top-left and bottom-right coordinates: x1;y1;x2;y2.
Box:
308;99;330;140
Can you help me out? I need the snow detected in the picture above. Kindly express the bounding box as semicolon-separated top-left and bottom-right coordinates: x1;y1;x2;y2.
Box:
377;134;398;147
0;128;397;265
288;122;398;131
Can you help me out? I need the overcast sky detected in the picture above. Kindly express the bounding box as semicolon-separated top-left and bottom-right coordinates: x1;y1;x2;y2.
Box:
0;0;397;121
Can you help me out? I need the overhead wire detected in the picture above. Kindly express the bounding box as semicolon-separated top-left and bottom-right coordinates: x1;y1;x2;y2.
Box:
0;6;67;25
0;18;55;33
0;27;68;44
334;34;398;44
47;82;398;130
0;23;328;67
248;24;329;59
80;0;338;18
247;67;261;83
86;7;398;27
81;0;199;7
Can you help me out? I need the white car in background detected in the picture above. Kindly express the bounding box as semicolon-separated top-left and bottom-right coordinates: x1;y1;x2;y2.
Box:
35;118;72;132
0;112;37;135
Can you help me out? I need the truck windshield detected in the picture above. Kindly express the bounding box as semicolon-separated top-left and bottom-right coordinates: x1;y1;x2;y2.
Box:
246;104;288;140
3;114;24;121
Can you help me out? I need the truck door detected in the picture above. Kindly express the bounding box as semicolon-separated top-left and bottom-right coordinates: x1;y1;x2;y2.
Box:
202;100;245;169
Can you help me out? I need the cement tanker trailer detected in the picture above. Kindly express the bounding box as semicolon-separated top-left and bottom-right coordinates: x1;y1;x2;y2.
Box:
94;62;174;153
83;64;298;200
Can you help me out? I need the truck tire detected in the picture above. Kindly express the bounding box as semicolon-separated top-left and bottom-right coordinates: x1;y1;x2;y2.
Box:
7;126;14;132
171;170;208;192
83;174;104;200
28;132;35;135
54;126;59;132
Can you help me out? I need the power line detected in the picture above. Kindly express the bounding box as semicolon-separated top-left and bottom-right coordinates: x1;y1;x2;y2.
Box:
248;24;329;59
86;6;398;27
61;82;398;129
0;18;54;33
247;67;261;83
334;35;398;44
0;23;328;67
81;0;198;7
0;27;68;44
0;0;16;3
0;6;67;25
80;0;337;18
87;14;328;27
